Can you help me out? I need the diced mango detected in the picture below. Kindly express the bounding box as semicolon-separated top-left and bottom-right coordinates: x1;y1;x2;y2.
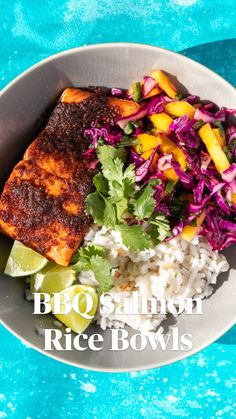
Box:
141;149;154;160
151;70;177;99
149;113;173;135
212;128;226;148
141;150;159;171
232;194;236;205
165;101;195;119
145;86;162;98
107;97;140;117
164;168;179;181
181;212;206;241
198;123;230;174
134;133;162;154
136;132;186;170
151;153;159;172
157;134;187;170
141;149;177;178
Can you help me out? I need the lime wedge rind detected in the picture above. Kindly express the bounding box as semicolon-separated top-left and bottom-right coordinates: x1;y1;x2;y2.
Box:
4;240;48;277
30;264;76;295
50;285;98;334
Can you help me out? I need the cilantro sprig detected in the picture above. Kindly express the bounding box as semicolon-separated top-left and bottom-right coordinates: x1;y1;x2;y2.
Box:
73;245;113;292
148;213;171;245
85;144;171;251
131;82;142;102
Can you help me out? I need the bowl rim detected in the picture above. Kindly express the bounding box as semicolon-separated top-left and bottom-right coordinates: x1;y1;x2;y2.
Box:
0;42;236;372
1;42;236;98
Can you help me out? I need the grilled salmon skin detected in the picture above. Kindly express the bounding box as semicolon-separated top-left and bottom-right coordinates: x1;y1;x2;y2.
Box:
0;88;140;266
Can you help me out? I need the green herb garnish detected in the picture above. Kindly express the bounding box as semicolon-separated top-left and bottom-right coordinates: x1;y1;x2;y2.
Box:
148;213;171;245
190;218;198;227
73;245;113;292
175;93;184;100
165;180;175;194
132;82;142;102
116;135;139;148
123;121;139;135
86;143;171;251
117;224;152;251
213;121;225;137
193;119;205;130
132;183;156;220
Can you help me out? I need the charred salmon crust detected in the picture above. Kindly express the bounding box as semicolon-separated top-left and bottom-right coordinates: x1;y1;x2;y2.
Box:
0;88;138;266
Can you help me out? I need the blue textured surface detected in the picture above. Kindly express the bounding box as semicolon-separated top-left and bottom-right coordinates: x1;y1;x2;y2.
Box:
0;1;236;418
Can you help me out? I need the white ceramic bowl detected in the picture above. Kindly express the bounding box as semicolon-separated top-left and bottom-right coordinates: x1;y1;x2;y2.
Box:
0;43;235;371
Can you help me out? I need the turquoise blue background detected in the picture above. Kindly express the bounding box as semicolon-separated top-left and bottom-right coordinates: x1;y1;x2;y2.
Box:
0;1;236;417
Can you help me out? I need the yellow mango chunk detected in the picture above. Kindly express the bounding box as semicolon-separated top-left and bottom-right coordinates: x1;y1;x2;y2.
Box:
164;168;179;181
231;194;236;205
212;128;226;148
157;134;187;170
141;149;159;172
141;150;178;180
149;113;173;134
134;133;162;154
141;149;153;160
181;212;206;242
151;70;177;99
198;123;230;174
165;101;195;119
145;86;162;98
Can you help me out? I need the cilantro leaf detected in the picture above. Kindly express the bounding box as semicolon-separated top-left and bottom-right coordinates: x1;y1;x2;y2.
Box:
117;224;152;251
149;213;171;245
108;180;125;202
79;244;106;259
86;144;136;228
73;244;107;272
85;192;105;226
97;144;127;165
133;183;156;220
102;157;124;183
115;198;128;220
124;164;136;182
103;198;117;228
93;172;109;194
89;255;113;292
73;245;113;292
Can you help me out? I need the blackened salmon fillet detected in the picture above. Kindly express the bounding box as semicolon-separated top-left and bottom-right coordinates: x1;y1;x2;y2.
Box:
0;88;139;266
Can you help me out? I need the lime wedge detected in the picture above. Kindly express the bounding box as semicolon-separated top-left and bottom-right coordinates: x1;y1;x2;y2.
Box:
50;285;98;334
30;264;76;294
4;241;48;277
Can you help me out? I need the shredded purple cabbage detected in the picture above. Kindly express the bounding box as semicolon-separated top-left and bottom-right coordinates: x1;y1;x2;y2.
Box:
83;78;236;252
110;87;124;97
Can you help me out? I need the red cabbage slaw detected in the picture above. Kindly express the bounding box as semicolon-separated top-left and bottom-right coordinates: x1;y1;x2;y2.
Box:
84;71;236;251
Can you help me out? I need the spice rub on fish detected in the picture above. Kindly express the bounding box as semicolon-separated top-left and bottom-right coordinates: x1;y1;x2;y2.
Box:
0;88;140;266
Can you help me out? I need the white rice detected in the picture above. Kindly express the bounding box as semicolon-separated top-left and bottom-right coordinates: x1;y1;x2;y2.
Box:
79;225;229;333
